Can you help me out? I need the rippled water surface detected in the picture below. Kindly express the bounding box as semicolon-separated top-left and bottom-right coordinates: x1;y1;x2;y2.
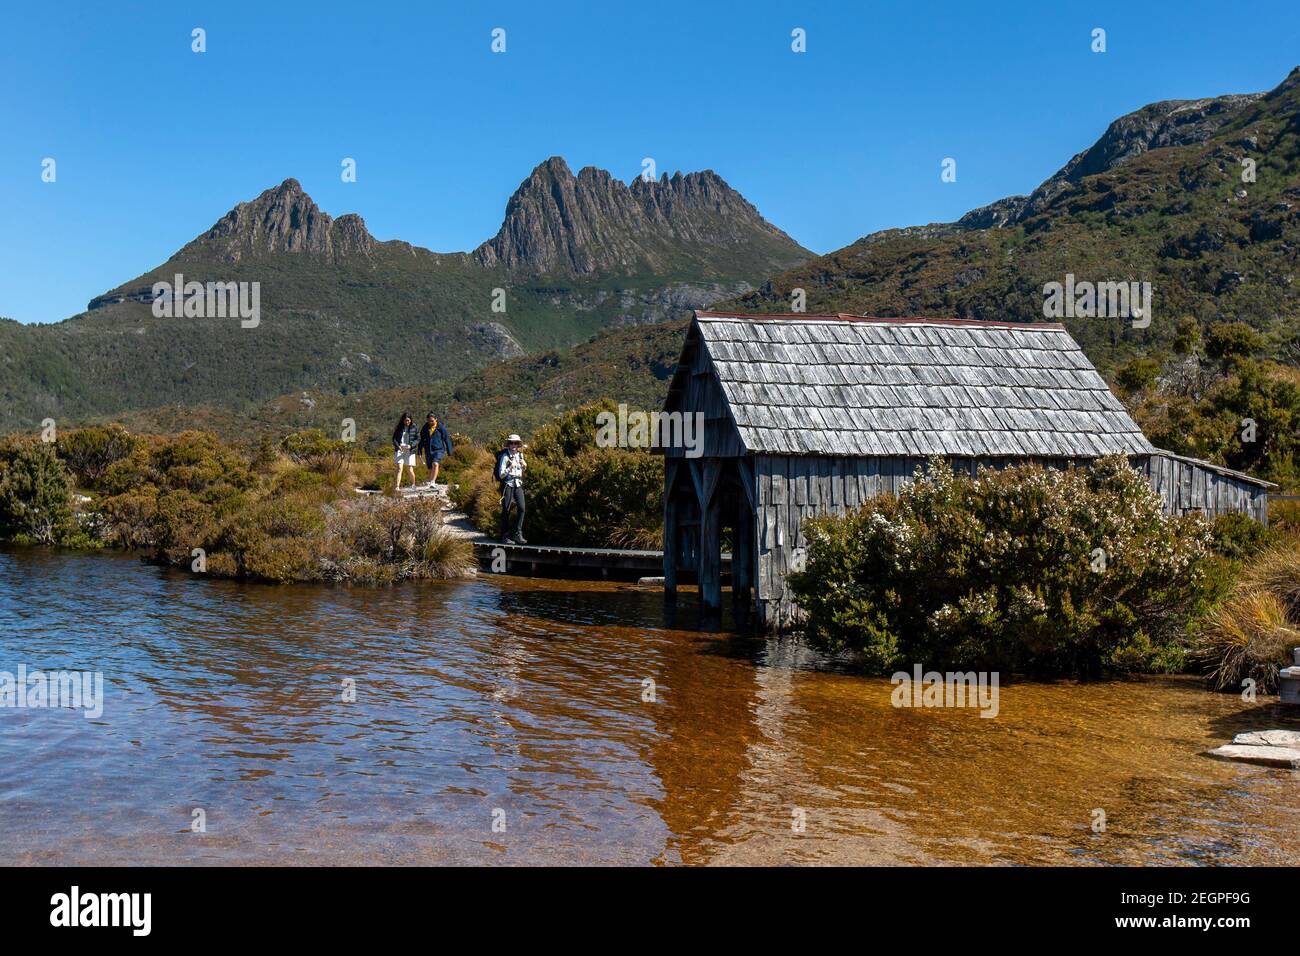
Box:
2;546;1298;865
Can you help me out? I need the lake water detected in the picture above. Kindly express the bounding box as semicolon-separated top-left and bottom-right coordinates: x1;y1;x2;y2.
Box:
2;546;1298;866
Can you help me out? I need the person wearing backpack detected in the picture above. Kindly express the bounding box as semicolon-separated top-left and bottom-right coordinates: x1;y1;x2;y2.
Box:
494;434;527;544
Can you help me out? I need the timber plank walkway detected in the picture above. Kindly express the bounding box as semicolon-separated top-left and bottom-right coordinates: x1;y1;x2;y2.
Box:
355;483;708;581
471;541;731;580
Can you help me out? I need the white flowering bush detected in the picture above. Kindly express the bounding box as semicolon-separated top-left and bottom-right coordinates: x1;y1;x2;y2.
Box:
788;456;1219;675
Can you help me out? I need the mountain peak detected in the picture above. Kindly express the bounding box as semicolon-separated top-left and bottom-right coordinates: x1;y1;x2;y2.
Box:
535;156;573;177
188;179;374;263
952;86;1267;231
474;158;804;275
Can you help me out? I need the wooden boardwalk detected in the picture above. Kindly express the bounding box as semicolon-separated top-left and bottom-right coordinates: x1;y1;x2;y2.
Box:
354;484;707;581
472;541;730;580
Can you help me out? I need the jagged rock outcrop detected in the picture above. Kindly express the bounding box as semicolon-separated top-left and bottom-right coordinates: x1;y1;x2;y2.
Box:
473;157;805;275
186;178;376;263
47;156;808;430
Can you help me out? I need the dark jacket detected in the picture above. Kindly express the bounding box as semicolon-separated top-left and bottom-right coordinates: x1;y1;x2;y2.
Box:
420;421;454;457
392;423;419;451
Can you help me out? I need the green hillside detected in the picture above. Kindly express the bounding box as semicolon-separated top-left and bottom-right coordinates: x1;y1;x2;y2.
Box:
719;68;1300;378
99;320;690;449
0;159;809;432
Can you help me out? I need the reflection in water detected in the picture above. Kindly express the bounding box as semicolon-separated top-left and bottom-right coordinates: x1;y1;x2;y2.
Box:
1;546;1298;865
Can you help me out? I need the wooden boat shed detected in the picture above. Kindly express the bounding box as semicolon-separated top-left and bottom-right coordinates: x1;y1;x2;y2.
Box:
660;310;1274;629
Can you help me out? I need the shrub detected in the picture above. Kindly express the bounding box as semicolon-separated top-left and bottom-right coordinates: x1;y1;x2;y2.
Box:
100;443;161;496
0;440;75;545
1137;359;1299;486
1194;589;1300;693
1270;498;1300;535
252;434;279;472
334;556;401;586
415;526;475;578
405;497;444;552
310;452;352;490
329;500;396;559
280;429;351;464
151;490;218;564
1240;536;1300;619
1209;512;1276;560
320;495;472;581
239;534;323;583
253;495;326;538
56;424;138;487
1192;532;1300;690
274;466;327;495
1205;321;1265;372
151;431;250;493
528;447;662;548
99;493;157;549
788;456;1217;676
1116;357;1161;395
204;551;240;577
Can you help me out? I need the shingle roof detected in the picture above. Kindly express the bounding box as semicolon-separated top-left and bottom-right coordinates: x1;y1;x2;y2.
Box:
690;311;1156;458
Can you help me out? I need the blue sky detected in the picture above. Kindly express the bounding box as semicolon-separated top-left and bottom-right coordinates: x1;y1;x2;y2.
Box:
2;0;1298;324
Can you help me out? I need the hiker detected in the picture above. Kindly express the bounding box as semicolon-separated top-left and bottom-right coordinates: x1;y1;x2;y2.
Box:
495;434;527;544
419;412;453;487
391;412;420;491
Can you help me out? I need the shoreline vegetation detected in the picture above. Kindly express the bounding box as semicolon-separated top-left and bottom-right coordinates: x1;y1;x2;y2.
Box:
0;423;477;586
0;401;1296;689
788;456;1296;684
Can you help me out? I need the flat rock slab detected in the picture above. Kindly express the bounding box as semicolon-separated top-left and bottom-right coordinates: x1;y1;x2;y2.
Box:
1233;729;1300;748
1207;744;1300;768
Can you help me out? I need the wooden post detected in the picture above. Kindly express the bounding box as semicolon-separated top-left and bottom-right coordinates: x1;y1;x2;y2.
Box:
698;459;722;616
733;494;753;611
700;496;721;615
663;460;678;601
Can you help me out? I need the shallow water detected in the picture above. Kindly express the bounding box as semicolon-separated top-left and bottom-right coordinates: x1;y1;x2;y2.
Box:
1;546;1297;865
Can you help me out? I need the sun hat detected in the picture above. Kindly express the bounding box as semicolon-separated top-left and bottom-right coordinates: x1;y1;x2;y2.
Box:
507;434;522;443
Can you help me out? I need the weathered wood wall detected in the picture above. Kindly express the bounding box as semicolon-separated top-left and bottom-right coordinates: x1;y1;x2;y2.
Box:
1136;453;1269;524
754;454;943;629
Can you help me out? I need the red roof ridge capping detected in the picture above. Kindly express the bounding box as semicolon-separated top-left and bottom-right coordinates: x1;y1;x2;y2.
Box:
693;309;1067;331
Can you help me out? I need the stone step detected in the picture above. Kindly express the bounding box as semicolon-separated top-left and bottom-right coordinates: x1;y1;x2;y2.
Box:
355;484;452;500
1233;729;1300;748
1207;744;1300;769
